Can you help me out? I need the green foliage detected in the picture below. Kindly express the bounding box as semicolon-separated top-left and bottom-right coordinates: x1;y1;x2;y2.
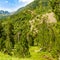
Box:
0;21;6;51
3;22;15;55
0;46;56;60
14;40;30;57
50;0;60;20
50;0;60;58
0;0;60;60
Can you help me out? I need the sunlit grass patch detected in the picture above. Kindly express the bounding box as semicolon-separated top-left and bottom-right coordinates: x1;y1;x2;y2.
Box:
0;46;56;60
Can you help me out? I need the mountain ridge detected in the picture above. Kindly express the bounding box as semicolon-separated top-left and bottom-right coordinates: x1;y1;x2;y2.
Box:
0;10;10;14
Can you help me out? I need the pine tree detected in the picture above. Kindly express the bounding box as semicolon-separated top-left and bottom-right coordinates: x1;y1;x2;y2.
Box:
38;16;56;51
39;17;51;51
14;23;30;57
50;0;60;59
0;21;6;51
5;22;15;55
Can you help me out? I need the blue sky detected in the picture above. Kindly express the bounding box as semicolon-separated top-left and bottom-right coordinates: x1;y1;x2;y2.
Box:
0;0;34;12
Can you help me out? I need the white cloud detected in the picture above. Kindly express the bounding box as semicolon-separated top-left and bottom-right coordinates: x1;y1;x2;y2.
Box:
0;7;14;12
19;0;34;3
0;7;21;12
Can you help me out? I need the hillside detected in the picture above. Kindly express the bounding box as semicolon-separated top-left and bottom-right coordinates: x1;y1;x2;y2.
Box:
0;0;60;60
2;0;52;34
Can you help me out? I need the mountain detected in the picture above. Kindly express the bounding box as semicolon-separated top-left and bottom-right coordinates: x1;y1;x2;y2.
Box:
0;0;60;60
0;10;10;14
1;0;51;20
2;0;52;32
1;0;52;21
0;10;10;19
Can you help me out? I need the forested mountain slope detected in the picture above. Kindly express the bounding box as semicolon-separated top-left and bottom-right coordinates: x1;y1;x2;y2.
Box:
2;0;52;32
0;0;60;60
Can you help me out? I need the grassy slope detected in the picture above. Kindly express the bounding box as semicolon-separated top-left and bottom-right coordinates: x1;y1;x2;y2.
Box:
0;46;56;60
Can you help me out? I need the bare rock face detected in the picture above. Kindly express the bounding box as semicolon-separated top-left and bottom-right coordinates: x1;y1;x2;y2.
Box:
42;12;57;23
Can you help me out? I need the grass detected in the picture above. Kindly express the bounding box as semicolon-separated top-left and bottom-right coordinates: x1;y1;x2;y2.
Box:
0;46;56;60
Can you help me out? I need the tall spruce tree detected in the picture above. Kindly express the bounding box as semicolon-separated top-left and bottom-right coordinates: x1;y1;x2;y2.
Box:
50;0;60;59
14;22;30;57
0;21;6;51
5;22;15;55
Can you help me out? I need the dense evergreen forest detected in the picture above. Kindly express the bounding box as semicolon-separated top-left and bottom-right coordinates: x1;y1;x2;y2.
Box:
0;0;60;60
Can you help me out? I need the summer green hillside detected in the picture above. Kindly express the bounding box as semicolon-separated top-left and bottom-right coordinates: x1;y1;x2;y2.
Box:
0;0;60;60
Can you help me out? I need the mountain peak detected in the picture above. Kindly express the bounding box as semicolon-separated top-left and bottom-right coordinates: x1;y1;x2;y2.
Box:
0;10;10;15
